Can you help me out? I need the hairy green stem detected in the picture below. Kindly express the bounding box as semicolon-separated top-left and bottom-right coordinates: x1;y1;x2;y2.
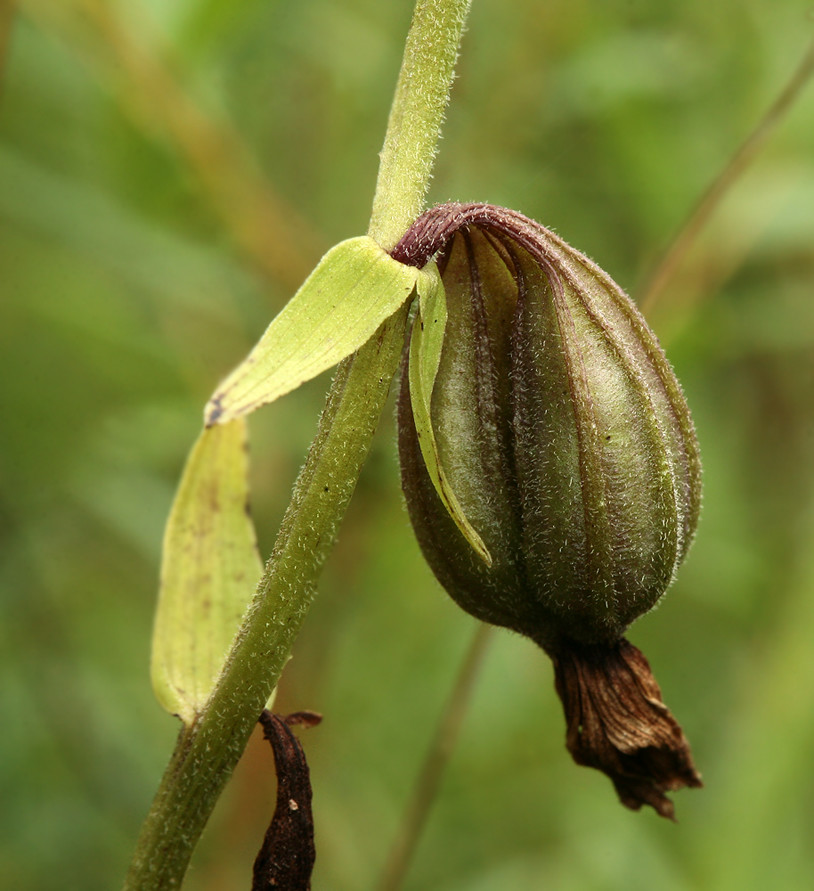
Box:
123;1;472;888
370;0;472;247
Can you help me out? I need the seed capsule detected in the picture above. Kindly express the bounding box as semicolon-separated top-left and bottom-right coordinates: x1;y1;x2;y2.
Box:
393;203;702;817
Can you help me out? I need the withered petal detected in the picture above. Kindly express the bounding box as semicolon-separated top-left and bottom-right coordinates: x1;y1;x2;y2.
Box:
252;710;322;891
551;639;701;819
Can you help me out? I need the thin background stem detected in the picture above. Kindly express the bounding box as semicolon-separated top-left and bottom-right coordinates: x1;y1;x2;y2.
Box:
638;35;814;316
122;1;473;888
377;623;494;891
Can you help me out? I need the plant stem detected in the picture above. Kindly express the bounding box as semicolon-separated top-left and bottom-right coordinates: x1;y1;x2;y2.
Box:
370;0;472;248
638;36;814;316
377;623;494;891
123;1;472;888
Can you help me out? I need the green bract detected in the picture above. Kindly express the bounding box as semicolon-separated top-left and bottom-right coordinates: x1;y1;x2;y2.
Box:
407;264;492;565
206;236;427;426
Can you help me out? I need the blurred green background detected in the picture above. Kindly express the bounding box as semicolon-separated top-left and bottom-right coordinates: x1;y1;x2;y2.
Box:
2;0;814;888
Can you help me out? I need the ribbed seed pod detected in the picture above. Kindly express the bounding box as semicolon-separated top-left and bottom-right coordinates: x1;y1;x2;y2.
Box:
393;203;702;818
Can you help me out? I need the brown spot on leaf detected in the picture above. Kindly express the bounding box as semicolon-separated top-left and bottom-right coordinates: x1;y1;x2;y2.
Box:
206;396;223;427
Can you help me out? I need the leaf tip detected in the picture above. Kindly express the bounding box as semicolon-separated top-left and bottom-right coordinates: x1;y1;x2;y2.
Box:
465;527;492;566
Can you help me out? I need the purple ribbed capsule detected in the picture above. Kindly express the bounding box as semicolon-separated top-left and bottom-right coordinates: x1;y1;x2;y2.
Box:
393;203;702;818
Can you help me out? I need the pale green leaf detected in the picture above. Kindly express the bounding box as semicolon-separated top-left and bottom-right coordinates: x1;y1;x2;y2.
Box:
151;419;264;724
206;236;419;425
409;266;492;565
